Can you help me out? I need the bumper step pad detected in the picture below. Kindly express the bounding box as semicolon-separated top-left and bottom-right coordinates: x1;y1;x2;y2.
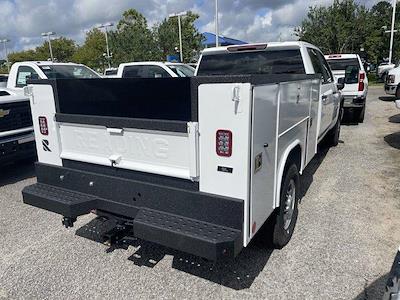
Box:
22;183;242;260
22;183;98;218
133;209;242;260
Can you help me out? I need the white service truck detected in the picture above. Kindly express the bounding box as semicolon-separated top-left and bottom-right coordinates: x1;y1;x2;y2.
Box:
22;42;343;261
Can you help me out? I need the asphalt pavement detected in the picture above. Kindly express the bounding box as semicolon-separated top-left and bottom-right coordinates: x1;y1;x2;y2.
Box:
0;86;399;300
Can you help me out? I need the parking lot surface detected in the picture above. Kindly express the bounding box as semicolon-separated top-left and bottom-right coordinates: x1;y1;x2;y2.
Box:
0;86;399;300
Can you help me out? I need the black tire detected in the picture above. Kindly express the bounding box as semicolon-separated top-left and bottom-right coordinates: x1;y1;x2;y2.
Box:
326;111;341;146
396;86;400;99
357;105;365;123
271;163;300;249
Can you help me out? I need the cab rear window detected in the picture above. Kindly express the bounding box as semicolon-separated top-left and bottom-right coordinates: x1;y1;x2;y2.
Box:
197;49;305;76
326;58;360;71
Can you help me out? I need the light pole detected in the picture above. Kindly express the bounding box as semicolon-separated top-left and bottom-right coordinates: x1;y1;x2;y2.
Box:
0;39;10;73
169;11;188;63
215;0;219;47
41;32;56;62
388;0;397;65
97;22;114;69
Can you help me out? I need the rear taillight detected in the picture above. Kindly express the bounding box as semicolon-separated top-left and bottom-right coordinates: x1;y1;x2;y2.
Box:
38;116;48;135
358;72;365;91
216;130;232;157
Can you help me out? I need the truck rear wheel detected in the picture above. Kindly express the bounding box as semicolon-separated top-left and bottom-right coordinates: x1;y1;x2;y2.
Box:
271;163;300;249
396;86;400;99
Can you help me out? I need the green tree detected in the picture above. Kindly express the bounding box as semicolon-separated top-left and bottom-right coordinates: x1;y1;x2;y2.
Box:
110;9;157;64
364;1;400;63
8;37;77;64
8;49;38;64
156;12;203;62
73;29;108;69
36;37;77;62
296;0;400;64
296;0;369;54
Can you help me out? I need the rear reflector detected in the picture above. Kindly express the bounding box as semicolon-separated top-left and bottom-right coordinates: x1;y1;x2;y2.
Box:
358;72;365;92
216;130;232;157
38;116;48;135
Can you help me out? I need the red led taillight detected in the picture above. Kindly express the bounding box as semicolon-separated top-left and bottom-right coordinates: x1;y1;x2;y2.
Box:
358;72;365;92
216;130;232;157
38;116;48;135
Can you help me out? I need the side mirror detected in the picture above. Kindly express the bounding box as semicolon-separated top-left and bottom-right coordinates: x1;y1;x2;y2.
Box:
337;77;345;90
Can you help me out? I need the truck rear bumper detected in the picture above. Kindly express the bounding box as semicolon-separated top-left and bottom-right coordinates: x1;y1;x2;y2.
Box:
0;133;36;165
343;96;365;109
22;162;244;261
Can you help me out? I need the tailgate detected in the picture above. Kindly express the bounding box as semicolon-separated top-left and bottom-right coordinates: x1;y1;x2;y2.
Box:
58;121;199;180
29;78;199;180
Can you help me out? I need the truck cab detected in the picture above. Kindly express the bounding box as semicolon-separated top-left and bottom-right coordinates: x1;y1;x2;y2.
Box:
117;62;195;78
196;41;342;143
7;61;100;92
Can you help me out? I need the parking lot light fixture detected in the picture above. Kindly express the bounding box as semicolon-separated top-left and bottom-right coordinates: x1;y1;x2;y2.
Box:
0;38;10;72
215;0;219;47
41;32;56;62
97;22;114;69
168;11;188;63
388;0;397;65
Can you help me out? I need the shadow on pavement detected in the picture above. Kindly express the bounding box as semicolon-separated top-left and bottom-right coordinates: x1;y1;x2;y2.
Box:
379;96;396;102
389;114;400;124
299;144;330;200
353;273;388;300
342;110;359;125
76;216;273;290
0;160;36;188
384;132;400;150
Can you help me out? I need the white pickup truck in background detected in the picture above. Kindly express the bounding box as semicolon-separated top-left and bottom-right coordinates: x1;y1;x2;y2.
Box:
22;42;344;261
0;61;101;166
325;54;368;123
117;61;195;78
386;66;400;99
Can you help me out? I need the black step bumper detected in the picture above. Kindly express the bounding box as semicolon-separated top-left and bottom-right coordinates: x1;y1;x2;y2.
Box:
22;163;244;261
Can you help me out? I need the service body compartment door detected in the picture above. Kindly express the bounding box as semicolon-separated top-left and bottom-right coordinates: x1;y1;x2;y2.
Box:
305;79;321;165
250;84;279;237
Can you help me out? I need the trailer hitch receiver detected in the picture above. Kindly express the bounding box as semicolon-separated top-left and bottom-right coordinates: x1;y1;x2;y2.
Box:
62;217;77;228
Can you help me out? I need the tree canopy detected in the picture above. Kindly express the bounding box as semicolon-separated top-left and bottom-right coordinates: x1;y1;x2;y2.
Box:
296;0;400;63
4;8;203;72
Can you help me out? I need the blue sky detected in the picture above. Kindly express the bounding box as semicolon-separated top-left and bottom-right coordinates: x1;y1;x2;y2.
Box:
0;0;382;59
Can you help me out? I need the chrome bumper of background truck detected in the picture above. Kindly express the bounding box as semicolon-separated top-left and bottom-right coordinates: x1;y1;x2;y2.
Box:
343;96;365;109
22;162;244;261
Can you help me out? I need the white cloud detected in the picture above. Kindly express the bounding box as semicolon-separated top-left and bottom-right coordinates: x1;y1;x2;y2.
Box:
0;0;381;59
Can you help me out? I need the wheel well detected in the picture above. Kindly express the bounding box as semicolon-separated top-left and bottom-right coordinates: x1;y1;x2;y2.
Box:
286;145;302;172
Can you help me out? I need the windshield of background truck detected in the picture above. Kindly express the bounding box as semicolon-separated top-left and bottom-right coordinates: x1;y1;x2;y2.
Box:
39;65;100;79
197;49;305;75
168;65;195;77
326;58;359;71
